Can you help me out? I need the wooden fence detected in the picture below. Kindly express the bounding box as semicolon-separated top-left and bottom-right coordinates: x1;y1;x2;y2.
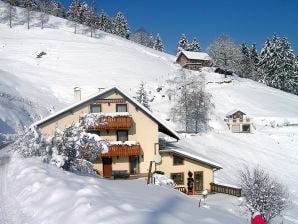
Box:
210;182;242;197
174;186;186;194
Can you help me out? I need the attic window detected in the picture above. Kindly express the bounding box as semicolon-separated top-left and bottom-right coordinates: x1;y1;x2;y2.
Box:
90;104;101;113
173;155;184;165
116;104;127;112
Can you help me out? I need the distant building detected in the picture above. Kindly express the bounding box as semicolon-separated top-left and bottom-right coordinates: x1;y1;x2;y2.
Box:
224;109;253;133
176;50;212;70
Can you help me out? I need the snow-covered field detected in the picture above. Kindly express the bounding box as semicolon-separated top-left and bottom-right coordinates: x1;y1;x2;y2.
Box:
1;3;298;223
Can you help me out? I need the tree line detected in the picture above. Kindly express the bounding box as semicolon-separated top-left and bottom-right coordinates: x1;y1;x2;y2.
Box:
207;34;298;95
174;32;297;96
1;0;166;52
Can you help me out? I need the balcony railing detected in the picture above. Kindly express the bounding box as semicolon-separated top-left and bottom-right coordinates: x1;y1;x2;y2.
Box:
88;116;133;130
101;144;141;157
210;182;242;197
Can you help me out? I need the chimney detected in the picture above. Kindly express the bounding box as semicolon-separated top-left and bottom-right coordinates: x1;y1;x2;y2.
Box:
74;87;81;102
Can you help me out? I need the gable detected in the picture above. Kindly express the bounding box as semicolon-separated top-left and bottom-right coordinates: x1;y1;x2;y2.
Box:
33;87;179;140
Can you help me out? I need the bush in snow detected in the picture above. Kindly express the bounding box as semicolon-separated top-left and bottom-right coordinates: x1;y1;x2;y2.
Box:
13;123;108;174
49;123;107;172
12;127;49;158
239;166;290;223
153;173;176;187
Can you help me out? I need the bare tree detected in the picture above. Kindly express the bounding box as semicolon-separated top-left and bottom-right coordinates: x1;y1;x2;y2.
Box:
207;35;241;77
239;166;290;223
167;69;212;133
2;0;18;28
39;0;50;29
23;0;39;30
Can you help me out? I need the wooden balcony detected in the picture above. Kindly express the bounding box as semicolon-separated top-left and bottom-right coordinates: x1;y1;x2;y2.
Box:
88;116;133;130
101;144;141;157
210;182;242;197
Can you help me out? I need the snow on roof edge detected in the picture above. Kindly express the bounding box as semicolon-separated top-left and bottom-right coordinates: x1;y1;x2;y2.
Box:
31;86;180;140
160;148;223;170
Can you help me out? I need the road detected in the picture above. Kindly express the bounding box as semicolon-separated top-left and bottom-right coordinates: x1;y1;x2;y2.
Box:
0;146;28;224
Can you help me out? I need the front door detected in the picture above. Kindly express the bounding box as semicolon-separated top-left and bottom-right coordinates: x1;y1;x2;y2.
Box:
129;156;139;174
194;171;203;192
102;157;112;177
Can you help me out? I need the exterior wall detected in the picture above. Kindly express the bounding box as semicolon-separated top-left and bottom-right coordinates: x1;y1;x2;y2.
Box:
38;90;159;176
92;92;158;175
158;153;214;192
38;103;90;136
225;116;252;133
177;54;188;65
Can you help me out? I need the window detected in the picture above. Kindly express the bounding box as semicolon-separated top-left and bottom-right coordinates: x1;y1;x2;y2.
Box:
117;130;128;142
173;155;184;165
242;124;250;133
116;104;127;112
171;173;184;185
90;104;101;113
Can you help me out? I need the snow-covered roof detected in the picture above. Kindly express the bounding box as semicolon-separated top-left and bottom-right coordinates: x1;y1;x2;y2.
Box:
32;86;180;140
225;108;246;117
178;50;211;61
160;147;222;170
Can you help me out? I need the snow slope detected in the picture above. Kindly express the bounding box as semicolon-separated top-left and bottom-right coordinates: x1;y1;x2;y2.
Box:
1;3;298;223
0;147;247;224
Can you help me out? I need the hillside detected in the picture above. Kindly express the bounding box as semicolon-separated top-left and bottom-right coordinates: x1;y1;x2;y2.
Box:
1;3;298;223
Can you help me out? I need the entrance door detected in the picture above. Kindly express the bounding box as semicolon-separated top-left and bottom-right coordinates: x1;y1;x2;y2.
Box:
194;171;203;192
102;157;112;177
129;156;139;174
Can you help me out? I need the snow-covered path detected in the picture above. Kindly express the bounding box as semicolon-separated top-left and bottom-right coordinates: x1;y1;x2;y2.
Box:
0;148;28;224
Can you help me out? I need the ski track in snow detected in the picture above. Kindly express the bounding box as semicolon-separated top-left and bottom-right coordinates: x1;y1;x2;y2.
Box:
0;148;28;224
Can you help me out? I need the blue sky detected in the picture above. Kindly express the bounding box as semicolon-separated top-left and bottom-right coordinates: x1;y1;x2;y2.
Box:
61;0;298;55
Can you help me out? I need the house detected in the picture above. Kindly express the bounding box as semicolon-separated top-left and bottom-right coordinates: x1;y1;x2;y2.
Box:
158;147;222;193
33;86;221;192
176;50;212;70
224;109;253;133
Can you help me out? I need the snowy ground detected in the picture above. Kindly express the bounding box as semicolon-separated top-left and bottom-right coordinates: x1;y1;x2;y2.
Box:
0;147;248;224
1;3;298;223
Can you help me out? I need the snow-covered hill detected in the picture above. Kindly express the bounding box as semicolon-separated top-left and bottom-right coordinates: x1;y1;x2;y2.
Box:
1;2;298;223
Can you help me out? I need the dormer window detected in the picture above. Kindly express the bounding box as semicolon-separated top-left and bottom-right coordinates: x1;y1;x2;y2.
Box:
90;104;101;113
116;104;127;112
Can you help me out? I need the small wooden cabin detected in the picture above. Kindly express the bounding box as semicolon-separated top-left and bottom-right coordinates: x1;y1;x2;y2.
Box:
176;50;211;70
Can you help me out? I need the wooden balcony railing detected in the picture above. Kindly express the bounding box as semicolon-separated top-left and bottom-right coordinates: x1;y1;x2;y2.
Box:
210;182;242;197
88;116;133;130
101;144;141;157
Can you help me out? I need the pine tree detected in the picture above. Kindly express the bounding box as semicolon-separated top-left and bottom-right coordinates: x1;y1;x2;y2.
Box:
250;43;259;81
97;10;112;33
278;37;297;93
52;1;65;18
189;37;201;52
259;39;272;84
154;33;164;52
239;42;253;78
177;33;189;54
135;82;150;110
66;0;81;34
83;0;98;37
113;12;130;39
79;1;89;24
